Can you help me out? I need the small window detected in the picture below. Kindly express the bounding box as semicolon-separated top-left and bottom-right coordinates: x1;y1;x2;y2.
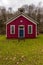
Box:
28;25;32;34
10;25;15;34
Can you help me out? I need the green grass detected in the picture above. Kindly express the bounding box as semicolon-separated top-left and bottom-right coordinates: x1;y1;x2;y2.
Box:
0;34;43;65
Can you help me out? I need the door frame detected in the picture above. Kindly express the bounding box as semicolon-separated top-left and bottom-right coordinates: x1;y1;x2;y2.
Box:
18;25;25;38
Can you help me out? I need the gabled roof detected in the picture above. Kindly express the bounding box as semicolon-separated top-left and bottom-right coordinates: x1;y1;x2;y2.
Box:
6;11;39;25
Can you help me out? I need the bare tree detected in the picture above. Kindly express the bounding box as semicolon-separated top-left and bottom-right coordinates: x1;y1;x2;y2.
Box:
1;7;7;22
28;4;35;17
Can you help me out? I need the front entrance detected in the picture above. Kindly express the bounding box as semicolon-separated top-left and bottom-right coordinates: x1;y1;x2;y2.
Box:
18;25;25;38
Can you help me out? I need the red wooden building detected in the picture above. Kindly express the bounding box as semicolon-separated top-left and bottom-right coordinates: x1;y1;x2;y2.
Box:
6;12;38;38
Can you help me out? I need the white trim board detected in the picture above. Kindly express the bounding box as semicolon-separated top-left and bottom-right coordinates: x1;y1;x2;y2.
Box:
33;23;37;37
6;24;7;37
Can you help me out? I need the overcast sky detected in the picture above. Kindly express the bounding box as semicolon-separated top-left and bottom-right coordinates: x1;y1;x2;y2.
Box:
0;0;43;11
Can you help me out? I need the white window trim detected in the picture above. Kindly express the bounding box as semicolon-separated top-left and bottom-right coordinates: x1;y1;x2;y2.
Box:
10;25;15;34
36;24;37;37
28;25;33;34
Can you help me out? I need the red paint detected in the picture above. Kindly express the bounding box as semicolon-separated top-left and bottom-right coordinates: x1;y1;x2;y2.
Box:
6;16;37;38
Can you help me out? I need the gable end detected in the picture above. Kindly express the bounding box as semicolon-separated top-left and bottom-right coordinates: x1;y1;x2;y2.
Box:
6;15;37;25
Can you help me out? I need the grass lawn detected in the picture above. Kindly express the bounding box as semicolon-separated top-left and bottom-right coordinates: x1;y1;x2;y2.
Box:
0;34;43;65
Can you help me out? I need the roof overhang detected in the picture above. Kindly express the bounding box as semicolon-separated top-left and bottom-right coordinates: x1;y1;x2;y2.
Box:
6;13;39;25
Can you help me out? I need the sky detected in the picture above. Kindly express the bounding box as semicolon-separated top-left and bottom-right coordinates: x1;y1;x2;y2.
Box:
0;0;43;11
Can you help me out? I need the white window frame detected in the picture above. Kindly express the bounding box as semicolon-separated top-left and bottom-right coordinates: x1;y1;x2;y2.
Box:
10;25;15;34
28;25;33;34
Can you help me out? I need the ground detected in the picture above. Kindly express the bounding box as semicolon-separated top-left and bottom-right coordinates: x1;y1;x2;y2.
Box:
0;34;43;65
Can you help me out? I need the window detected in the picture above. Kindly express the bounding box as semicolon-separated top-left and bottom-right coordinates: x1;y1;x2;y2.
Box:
10;25;15;34
28;25;32;34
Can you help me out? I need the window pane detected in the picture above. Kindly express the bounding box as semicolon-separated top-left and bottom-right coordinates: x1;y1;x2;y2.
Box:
10;25;15;34
28;25;32;34
29;26;31;33
12;26;14;33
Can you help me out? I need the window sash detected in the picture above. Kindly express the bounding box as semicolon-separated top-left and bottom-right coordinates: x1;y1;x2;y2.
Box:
10;25;15;34
28;25;32;34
